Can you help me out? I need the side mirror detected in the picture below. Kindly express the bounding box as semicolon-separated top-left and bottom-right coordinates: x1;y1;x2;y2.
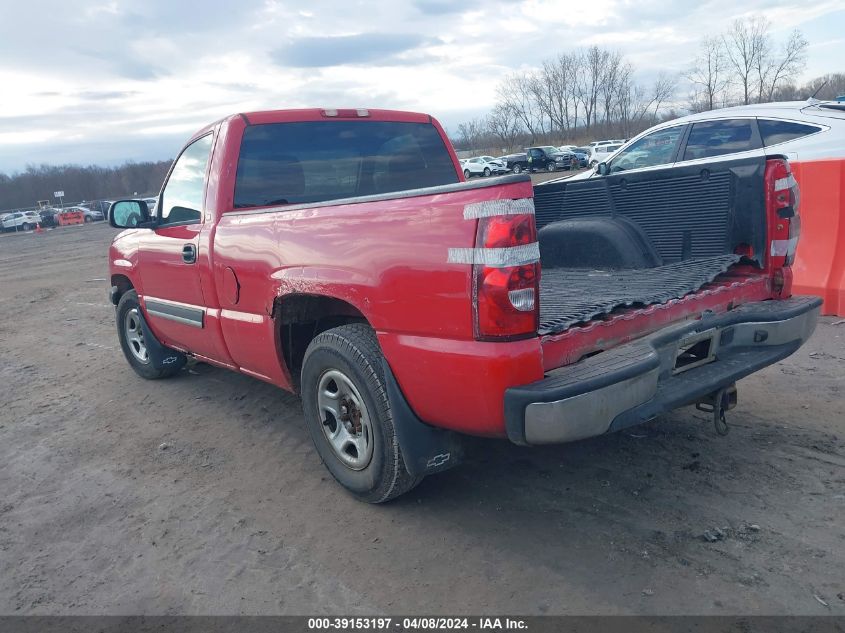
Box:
596;162;609;176
109;200;152;229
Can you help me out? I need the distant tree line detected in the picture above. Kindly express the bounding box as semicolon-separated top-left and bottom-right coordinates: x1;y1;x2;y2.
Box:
0;161;172;211
454;15;814;154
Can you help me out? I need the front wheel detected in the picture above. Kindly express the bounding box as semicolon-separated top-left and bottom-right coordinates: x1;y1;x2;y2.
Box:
483;167;491;177
84;216;92;223
301;324;422;503
116;290;185;379
546;163;556;172
21;223;32;231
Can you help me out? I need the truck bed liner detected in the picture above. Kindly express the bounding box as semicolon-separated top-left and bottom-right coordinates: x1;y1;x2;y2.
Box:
539;254;741;335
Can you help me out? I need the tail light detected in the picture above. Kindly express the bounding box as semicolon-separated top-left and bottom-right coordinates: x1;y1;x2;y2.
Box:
472;213;540;340
764;158;800;296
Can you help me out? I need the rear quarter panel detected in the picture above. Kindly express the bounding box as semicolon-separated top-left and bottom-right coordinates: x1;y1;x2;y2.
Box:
211;178;540;434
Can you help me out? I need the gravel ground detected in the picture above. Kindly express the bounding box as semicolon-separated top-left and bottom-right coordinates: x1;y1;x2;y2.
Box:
0;223;843;615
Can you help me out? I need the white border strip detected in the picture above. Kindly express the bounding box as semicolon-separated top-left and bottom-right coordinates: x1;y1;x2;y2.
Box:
463;198;535;220
447;242;540;267
774;174;797;191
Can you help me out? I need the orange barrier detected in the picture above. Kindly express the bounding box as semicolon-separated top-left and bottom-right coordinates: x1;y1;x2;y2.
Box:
57;210;84;226
791;158;845;316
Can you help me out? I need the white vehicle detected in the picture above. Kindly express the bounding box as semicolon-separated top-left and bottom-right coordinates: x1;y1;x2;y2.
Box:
557;144;580;153
588;144;622;166
461;156;502;178
575;99;845;179
477;156;508;174
1;210;42;231
588;139;625;148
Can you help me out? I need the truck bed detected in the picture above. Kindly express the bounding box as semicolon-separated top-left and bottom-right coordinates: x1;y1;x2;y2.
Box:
538;254;741;335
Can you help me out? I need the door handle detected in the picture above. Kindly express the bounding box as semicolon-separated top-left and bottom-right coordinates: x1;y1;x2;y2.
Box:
182;243;197;264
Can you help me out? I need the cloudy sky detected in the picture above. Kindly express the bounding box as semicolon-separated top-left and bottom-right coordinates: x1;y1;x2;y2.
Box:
0;0;843;173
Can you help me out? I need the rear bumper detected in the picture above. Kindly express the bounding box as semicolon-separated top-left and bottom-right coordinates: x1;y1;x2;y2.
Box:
504;296;822;445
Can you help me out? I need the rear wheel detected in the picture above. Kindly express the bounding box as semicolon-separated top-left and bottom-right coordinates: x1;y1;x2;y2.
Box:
512;164;522;174
301;324;422;503
463;169;471;179
21;223;32;231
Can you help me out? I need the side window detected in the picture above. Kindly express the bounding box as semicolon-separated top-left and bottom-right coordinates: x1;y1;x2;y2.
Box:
159;134;213;226
682;119;759;161
609;126;684;173
758;119;821;146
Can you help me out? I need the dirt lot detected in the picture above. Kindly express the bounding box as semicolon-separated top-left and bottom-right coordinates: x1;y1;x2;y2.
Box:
0;223;843;616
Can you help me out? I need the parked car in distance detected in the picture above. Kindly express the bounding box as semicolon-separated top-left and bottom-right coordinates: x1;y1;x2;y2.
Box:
1;210;43;231
588;144;622;166
588;139;626;148
526;146;572;172
38;208;59;227
461;156;501;178
67;206;104;222
500;153;529;174
571;148;589;167
477;156;508;174
143;198;158;214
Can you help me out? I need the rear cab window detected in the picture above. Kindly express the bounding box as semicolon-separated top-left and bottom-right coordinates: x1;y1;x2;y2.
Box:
757;119;822;146
234;121;459;209
682;119;761;161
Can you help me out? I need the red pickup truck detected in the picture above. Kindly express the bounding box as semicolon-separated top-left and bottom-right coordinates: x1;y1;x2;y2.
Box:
108;107;820;502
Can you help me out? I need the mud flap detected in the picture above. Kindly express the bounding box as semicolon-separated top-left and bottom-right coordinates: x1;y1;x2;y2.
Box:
382;360;463;478
137;307;188;373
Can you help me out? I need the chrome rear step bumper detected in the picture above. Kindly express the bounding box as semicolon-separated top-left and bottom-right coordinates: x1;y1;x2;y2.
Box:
504;296;821;445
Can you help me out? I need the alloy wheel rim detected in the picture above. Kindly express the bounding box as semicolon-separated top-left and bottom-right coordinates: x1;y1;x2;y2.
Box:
124;308;149;364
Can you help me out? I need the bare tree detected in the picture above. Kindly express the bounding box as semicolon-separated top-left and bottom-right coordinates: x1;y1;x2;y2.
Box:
486;104;524;152
723;16;768;105
722;16;807;105
456;118;487;152
756;29;808;102
496;73;547;142
686;36;730;112
577;46;608;130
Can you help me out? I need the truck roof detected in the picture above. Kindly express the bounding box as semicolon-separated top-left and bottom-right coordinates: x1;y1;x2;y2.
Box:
187;108;435;145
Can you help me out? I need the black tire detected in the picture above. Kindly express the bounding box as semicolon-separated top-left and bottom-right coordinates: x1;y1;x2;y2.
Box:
116;290;184;379
512;164;522;174
301;324;422;503
546;162;556;172
84;216;92;223
483;167;491;177
463;169;471;179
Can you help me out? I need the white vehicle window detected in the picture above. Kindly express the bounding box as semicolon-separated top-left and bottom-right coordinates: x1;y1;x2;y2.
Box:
758;119;821;146
682;119;760;161
609;126;684;173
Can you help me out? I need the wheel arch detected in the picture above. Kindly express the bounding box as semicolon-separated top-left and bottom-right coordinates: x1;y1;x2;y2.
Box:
109;274;135;305
274;292;369;391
